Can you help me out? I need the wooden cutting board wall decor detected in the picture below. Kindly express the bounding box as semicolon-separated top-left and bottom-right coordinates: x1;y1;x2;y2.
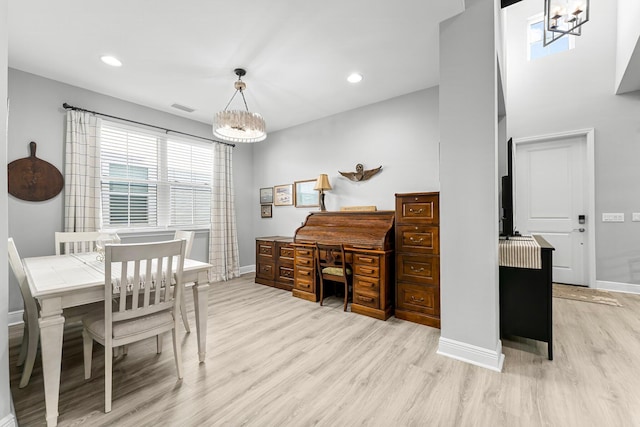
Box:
8;141;64;201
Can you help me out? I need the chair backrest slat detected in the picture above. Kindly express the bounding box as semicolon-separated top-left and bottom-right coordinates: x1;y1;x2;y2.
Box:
55;231;121;255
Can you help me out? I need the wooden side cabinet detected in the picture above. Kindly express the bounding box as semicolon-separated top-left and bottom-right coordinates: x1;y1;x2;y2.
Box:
394;192;441;328
255;236;294;290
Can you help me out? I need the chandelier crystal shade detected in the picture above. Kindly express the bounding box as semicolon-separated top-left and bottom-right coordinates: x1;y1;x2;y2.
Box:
213;68;267;143
543;0;590;46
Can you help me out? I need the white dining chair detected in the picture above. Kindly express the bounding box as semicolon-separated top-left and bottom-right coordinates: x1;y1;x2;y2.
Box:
174;230;194;333
8;238;40;389
9;237;107;387
82;239;186;413
54;231;121;255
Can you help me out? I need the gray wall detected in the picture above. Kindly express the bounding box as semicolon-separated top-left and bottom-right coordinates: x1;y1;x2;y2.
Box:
252;87;440;241
7;69;255;313
1;0;14;423
438;0;502;369
505;0;640;286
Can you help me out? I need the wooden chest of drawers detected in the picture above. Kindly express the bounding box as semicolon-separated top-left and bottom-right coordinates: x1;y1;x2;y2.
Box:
255;236;294;291
395;192;441;328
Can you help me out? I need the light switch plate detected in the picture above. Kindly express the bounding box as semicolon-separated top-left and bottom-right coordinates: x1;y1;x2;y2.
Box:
633;213;640;222
602;213;625;222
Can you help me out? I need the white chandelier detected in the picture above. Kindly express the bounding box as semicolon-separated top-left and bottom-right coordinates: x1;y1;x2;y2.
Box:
543;0;590;46
213;68;267;143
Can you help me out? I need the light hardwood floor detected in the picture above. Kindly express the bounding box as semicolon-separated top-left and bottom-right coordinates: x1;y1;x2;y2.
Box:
9;274;640;426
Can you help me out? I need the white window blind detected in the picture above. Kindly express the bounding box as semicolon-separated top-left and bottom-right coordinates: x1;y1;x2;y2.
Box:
100;121;213;229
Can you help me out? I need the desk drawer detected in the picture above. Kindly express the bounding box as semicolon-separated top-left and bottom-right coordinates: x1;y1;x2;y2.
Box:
353;292;379;309
397;282;439;316
354;276;380;294
279;246;295;260
354;264;379;278
396;194;439;224
256;261;275;280
278;265;294;283
295;256;313;268
257;241;275;258
397;254;439;285
295;266;314;280
294;276;314;292
353;253;379;267
396;225;439;254
295;248;314;258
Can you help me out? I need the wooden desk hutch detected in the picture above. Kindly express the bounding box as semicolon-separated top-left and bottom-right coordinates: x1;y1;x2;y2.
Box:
292;211;395;320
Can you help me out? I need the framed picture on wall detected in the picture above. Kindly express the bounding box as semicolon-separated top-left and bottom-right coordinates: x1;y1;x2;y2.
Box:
261;204;272;218
259;187;273;204
273;184;294;206
294;179;319;208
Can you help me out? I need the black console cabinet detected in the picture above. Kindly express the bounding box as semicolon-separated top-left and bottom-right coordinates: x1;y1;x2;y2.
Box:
499;235;554;360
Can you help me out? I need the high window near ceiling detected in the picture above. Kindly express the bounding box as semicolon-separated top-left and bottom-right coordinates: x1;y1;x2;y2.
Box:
100;121;213;229
528;14;573;61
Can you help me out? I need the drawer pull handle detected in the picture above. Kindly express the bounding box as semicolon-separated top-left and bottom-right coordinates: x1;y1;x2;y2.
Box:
299;283;310;289
409;266;425;273
362;282;374;287
409;237;424;243
409;208;424;214
300;270;310;276
260;248;270;253
359;257;374;264
358;296;374;303
410;296;425;303
361;268;374;274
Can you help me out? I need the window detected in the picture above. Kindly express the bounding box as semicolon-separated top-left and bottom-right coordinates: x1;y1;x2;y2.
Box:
100;121;213;229
527;15;573;61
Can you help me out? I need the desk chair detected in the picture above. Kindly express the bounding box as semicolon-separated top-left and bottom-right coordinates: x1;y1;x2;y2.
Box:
174;230;194;332
314;243;352;311
55;231;120;255
82;239;186;413
8;238;40;388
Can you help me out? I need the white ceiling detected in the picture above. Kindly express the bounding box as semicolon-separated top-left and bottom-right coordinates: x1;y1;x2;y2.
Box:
8;0;465;133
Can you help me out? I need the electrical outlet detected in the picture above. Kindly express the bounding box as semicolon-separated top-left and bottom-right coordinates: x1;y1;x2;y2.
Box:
633;213;640;222
602;213;625;222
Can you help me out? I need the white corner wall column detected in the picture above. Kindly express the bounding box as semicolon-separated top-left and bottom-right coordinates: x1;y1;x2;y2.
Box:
1;0;17;425
437;0;503;372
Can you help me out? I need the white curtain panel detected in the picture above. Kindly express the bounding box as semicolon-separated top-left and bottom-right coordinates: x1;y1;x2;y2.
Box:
64;111;102;232
209;143;240;281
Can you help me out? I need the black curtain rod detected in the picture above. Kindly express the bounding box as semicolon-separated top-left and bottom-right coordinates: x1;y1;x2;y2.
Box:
62;103;235;148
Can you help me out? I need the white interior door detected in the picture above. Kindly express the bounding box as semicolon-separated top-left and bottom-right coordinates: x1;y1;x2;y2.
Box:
515;135;587;285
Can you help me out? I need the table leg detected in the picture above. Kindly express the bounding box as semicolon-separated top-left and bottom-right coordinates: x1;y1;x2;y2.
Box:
192;270;210;363
38;297;65;427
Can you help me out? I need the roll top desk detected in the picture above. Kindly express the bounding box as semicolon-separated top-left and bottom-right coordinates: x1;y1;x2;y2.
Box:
292;211;395;320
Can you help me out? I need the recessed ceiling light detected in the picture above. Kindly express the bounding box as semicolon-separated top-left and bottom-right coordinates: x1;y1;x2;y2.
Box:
347;73;363;83
100;55;122;67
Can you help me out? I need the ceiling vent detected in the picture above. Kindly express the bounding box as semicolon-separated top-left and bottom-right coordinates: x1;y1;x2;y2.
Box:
171;103;195;113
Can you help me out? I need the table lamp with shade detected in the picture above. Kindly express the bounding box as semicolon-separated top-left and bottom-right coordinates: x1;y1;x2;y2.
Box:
314;174;332;211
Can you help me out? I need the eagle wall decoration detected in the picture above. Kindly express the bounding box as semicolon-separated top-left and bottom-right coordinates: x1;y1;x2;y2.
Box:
338;163;382;182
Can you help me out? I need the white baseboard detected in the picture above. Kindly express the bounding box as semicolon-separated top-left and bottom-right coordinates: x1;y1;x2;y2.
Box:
0;413;17;427
596;280;640;295
240;264;256;275
7;310;23;327
437;337;505;372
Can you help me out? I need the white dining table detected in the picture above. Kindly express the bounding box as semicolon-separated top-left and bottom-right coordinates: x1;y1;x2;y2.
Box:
22;251;212;427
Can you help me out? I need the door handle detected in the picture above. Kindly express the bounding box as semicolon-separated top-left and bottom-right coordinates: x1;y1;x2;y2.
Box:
572;228;585;232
